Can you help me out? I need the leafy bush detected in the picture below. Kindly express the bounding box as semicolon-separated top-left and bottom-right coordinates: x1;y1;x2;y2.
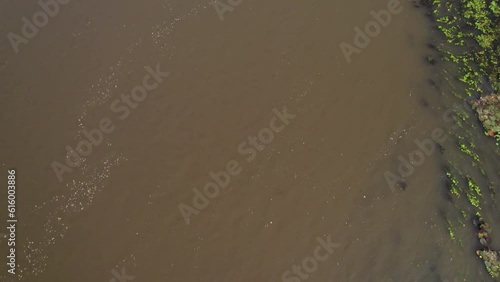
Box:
472;93;500;140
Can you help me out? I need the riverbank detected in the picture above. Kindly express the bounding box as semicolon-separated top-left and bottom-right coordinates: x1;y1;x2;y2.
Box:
421;0;500;278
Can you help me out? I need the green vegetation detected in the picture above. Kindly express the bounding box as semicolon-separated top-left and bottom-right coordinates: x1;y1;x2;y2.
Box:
425;0;500;278
475;217;499;278
472;93;500;141
476;249;500;278
432;0;500;96
445;168;461;198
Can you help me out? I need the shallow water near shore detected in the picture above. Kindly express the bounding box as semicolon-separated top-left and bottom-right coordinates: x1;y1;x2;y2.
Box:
0;0;498;281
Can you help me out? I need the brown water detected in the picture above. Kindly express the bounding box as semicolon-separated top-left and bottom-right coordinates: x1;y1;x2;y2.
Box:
0;0;496;281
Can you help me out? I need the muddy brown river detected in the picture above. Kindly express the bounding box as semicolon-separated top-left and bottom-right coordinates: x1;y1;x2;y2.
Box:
0;0;497;281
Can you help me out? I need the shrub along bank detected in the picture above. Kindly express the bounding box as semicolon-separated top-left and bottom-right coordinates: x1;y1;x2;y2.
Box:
420;0;499;278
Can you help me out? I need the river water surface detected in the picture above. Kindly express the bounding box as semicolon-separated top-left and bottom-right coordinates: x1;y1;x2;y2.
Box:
0;0;497;281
